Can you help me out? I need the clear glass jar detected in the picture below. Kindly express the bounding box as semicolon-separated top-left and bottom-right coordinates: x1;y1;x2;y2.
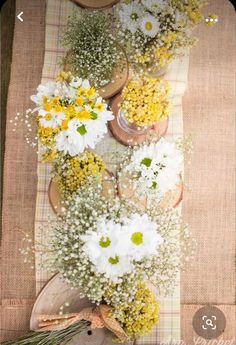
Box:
117;110;152;135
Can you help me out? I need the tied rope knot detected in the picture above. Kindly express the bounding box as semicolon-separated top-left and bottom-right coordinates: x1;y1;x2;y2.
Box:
37;304;128;342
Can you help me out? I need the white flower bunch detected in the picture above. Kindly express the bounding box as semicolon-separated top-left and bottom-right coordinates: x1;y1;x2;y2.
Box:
125;138;183;200
116;0;207;71
31;73;114;157
42;179;194;306
81;213;163;282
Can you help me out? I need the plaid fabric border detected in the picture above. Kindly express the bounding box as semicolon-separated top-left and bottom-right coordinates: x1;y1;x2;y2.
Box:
34;0;190;343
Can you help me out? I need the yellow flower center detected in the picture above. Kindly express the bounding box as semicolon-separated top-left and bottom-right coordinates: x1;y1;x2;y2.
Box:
145;21;153;31
99;236;111;248
131;232;143;245
75;98;84;107
108;256;119;265
45;113;52;121
95;103;104;112
77;88;85;96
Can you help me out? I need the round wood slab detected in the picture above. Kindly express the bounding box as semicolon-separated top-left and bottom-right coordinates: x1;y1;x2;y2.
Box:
30;274;132;345
118;170;183;210
98;62;129;100
73;0;120;9
48;170;117;215
109;95;168;146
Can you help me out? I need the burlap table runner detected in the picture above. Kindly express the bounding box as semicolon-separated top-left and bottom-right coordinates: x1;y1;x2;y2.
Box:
0;0;46;342
181;0;236;343
34;0;190;343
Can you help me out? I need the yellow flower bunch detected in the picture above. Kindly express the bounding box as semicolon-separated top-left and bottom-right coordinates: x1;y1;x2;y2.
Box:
51;151;105;198
121;76;170;127
113;283;160;339
31;72;113;158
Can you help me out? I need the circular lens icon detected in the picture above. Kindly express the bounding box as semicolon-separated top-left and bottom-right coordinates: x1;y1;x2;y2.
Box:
192;305;226;339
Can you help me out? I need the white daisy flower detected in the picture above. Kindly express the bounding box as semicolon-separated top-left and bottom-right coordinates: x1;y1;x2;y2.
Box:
69;77;82;88
93;255;133;283
121;213;163;260
31;81;57;106
80;218;122;262
118;1;145;34
39;110;65;129
139;14;160;37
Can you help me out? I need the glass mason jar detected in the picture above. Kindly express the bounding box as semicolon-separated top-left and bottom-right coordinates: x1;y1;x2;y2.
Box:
117;110;152;135
144;64;170;78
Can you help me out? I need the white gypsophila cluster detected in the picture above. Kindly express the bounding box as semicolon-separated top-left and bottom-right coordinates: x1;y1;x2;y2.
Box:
80;213;163;282
31;77;114;156
61;11;124;89
125;138;183;200
42;177;194;306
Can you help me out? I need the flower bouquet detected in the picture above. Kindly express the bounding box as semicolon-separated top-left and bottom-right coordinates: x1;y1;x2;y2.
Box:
110;76;170;145
38;180;192;342
118;138;184;209
115;0;209;75
6;179;194;344
30;72;114;161
49;151;116;214
61;10;128;99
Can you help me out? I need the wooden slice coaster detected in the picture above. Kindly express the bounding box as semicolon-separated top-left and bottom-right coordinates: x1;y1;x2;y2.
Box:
118;170;183;210
109;94;169;146
98;62;129;100
48;170;116;215
73;0;120;9
30;274;132;345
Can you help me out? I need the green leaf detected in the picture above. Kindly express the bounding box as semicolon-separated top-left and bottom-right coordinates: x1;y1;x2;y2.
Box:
90;111;98;120
141;157;152;167
77;125;87;136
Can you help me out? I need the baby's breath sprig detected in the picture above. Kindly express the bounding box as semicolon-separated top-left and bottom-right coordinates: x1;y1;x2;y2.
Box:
61;10;124;89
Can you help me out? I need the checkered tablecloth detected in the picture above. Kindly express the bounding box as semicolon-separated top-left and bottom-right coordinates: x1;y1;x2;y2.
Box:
34;0;190;343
